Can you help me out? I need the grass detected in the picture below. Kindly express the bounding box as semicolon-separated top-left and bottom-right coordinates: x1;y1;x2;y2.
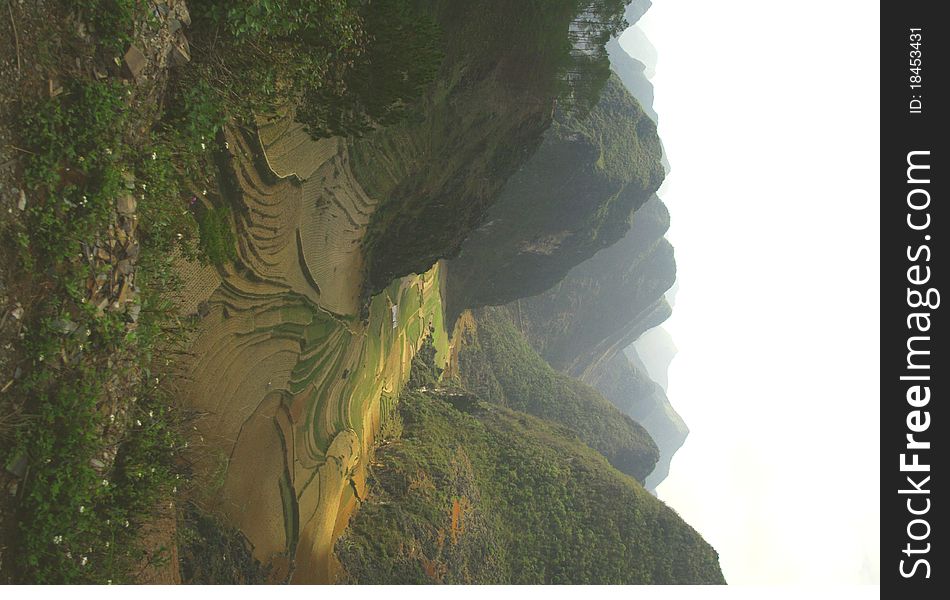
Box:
196;205;237;267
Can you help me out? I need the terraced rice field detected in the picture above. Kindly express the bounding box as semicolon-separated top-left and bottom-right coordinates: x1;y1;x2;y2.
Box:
176;117;448;583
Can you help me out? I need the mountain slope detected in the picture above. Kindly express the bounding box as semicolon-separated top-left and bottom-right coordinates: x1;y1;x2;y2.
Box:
447;74;664;313
513;195;675;380
335;366;725;584
587;351;688;490
458;306;659;483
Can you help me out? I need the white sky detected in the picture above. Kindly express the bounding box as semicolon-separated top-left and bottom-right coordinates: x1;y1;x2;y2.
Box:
620;0;880;585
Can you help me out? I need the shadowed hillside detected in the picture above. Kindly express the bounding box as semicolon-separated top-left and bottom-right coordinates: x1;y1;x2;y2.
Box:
446;74;664;313
512;195;675;380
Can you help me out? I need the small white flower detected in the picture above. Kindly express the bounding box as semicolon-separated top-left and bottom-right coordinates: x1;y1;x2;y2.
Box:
53;535;63;545
201;189;207;196
136;419;142;427
124;520;130;528
66;551;72;559
201;142;206;150
148;410;154;418
172;486;177;493
154;377;159;384
102;479;109;487
107;580;112;584
79;506;85;514
224;141;230;150
38;354;45;362
109;414;115;423
81;556;88;566
105;148;112;155
105;541;110;548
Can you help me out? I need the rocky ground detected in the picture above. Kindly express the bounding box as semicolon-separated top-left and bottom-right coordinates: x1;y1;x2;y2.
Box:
0;0;193;582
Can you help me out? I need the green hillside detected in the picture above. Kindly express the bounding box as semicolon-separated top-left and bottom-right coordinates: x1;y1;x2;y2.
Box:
458;307;658;483
335;348;725;584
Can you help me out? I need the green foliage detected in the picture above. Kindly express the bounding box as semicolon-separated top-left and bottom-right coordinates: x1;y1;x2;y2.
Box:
72;0;140;53
337;386;725;584
458;307;658;482
297;0;444;137
183;0;364;127
11;311;186;583
196;206;237;267
8;76;200;586
17;80;128;266
178;504;271;584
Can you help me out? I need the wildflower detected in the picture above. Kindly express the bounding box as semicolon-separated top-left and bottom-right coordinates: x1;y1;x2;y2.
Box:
81;556;88;566
224;141;230;150
109;414;115;423
176;233;183;240
202;189;207;196
201;142;206;150
136;419;142;427
154;377;159;384
79;506;85;514
38;353;45;362
105;541;110;548
105;148;112;155
53;535;63;545
151;152;157;160
148;410;154;418
102;479;109;487
66;551;72;559
107;580;112;585
124;520;130;528
172;486;177;493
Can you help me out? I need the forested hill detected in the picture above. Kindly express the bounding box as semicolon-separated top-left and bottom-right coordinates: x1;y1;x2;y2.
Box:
353;0;633;298
446;73;664;313
458;307;659;483
335;342;725;584
586;350;689;491
511;195;675;380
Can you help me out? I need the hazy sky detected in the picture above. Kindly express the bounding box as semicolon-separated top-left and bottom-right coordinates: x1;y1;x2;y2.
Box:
619;1;880;585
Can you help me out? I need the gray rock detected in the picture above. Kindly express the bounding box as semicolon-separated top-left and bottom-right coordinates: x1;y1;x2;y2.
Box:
123;45;148;83
5;452;28;478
